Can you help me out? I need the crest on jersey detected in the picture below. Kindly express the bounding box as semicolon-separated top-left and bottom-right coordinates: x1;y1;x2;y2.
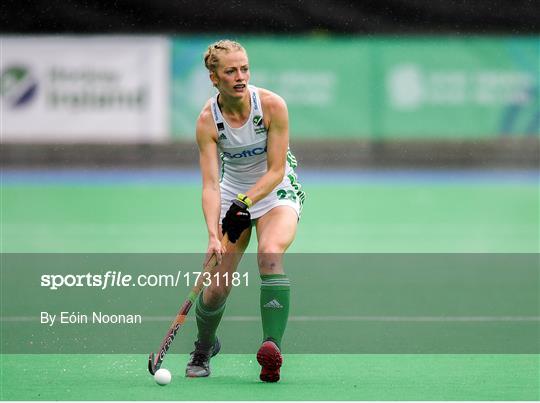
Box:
253;115;263;126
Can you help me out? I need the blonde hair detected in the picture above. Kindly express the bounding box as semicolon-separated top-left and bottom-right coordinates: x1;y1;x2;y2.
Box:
203;39;246;72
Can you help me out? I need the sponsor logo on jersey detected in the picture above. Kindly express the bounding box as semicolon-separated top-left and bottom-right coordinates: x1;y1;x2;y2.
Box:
222;145;267;159
218;132;227;140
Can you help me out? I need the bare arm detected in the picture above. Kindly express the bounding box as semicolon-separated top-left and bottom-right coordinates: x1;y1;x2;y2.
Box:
244;92;289;204
196;105;225;261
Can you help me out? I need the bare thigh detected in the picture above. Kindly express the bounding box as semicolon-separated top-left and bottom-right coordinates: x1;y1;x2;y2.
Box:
256;206;298;275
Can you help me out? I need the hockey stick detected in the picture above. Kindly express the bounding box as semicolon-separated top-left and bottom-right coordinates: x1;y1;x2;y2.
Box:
148;234;229;375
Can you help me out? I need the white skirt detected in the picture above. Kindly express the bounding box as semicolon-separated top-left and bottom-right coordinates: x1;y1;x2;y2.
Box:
220;174;304;221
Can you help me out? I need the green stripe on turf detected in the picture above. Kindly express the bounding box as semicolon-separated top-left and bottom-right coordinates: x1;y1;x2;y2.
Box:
1;184;537;253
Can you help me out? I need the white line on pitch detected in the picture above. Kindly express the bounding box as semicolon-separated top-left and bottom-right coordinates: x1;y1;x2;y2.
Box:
2;315;539;322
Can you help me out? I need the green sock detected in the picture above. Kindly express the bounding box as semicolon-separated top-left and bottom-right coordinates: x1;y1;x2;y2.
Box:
195;291;225;345
260;274;290;348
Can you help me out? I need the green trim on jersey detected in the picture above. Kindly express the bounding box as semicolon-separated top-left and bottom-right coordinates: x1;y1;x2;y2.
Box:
287;169;305;216
286;149;298;169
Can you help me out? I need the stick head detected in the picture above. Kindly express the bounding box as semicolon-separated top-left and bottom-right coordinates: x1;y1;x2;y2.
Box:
148;352;160;375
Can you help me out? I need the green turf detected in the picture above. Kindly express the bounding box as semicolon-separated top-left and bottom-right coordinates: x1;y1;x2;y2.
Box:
1;354;538;400
2;183;538;252
1;180;538;400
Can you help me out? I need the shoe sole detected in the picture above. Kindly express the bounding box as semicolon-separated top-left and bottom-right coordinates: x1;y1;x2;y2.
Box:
185;369;210;378
256;341;282;382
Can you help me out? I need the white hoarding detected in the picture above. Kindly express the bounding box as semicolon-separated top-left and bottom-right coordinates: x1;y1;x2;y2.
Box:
1;36;169;142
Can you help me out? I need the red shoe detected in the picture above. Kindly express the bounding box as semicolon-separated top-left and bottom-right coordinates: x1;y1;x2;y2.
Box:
256;339;282;382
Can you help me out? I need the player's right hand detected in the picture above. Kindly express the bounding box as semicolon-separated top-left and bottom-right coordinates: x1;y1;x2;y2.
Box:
222;199;251;243
205;236;226;267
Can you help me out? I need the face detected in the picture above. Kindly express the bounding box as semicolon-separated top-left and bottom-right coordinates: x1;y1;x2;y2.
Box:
211;50;250;98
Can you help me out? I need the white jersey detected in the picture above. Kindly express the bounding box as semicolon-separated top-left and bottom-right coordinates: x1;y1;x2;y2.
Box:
210;85;305;220
210;85;297;186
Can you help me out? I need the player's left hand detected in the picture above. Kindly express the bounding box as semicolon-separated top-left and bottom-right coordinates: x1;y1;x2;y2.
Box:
222;199;251;243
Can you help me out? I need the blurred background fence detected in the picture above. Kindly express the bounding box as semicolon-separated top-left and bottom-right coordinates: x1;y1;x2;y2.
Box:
1;1;539;168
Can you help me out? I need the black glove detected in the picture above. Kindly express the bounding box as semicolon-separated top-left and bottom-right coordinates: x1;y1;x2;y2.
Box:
222;199;251;243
